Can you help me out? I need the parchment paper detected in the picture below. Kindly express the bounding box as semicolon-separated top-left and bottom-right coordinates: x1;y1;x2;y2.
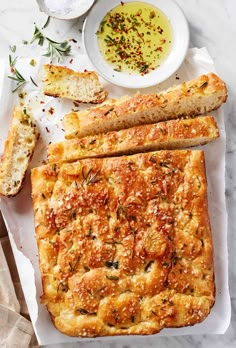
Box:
0;47;231;345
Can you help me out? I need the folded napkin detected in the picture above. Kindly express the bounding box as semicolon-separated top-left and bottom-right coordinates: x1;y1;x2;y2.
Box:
0;231;37;347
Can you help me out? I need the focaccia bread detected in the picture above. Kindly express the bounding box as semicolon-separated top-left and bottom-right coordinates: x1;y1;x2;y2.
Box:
31;150;215;337
63;72;227;139
0;106;39;196
47;115;219;163
43;64;108;103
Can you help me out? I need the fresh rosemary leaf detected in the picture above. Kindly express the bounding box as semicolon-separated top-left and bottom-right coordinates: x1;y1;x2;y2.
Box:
31;25;71;62
30;76;38;87
44;38;71;63
9;54;17;68
42;16;50;29
77;308;89;315
8;67;27;93
106;275;119;281
105;261;119;269
81;167;101;187
9;45;16;53
30;26;45;46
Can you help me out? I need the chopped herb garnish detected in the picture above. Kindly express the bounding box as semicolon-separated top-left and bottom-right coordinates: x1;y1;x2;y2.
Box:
57;281;68;292
70;209;77;220
69;255;80;273
81;167;101;187
144;260;154;272
104;107;114;116
77;308;89;315
200;81;208;89
105;261;119;269
106;275;119;281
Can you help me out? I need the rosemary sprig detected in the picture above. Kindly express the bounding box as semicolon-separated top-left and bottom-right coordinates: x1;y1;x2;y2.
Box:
30;26;45;46
8;54;17;70
44;38;71;62
30;25;71;62
8;66;27;92
81;167;101;188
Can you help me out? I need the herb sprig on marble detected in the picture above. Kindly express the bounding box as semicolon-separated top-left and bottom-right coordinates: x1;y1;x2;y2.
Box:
30;25;71;63
8;55;28;92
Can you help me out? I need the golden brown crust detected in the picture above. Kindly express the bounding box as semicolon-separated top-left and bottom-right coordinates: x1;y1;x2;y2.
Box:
43;64;108;104
0;106;40;197
63;72;227;139
47;115;219;163
31;150;215;337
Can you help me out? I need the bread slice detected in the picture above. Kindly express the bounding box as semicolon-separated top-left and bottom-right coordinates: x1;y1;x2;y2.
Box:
0;106;40;197
47;115;219;164
43;64;108;104
63;72;227;139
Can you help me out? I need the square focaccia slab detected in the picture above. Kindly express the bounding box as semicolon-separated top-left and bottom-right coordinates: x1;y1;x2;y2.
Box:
31;150;215;337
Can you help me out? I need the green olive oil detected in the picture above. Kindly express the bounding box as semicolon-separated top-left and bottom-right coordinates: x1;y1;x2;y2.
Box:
97;2;173;75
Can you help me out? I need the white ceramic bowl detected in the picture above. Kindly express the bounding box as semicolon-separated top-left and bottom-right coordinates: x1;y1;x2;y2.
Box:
83;0;189;88
37;0;95;20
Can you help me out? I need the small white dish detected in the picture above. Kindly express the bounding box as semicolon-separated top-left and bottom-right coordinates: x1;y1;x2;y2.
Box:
83;0;189;89
37;0;95;20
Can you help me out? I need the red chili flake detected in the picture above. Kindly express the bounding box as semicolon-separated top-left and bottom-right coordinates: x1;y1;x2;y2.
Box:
160;39;166;45
157;26;163;34
70;38;77;43
155;46;163;52
42;108;45;112
42;160;47;165
48;107;54;115
176;76;180;80
121;1;124;5
45;127;50;133
11;67;15;73
69;58;73;64
73;101;80;107
84;69;88;72
40;101;45;104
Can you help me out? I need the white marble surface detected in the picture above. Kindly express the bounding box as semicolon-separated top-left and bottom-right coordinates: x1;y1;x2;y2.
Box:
0;0;235;347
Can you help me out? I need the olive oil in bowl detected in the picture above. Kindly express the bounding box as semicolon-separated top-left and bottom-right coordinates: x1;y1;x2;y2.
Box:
97;1;173;75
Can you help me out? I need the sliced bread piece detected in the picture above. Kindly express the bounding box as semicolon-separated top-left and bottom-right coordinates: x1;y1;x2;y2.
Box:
43;64;108;104
0;106;40;197
47;115;219;164
63;72;227;139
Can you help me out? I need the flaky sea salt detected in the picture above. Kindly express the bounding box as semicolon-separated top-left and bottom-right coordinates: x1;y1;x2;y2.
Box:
43;0;93;16
44;0;78;15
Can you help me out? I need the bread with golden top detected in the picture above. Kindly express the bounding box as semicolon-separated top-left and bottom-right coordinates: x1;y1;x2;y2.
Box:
63;72;227;139
0;106;39;197
31;150;215;337
47;115;219;163
43;64;108;104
